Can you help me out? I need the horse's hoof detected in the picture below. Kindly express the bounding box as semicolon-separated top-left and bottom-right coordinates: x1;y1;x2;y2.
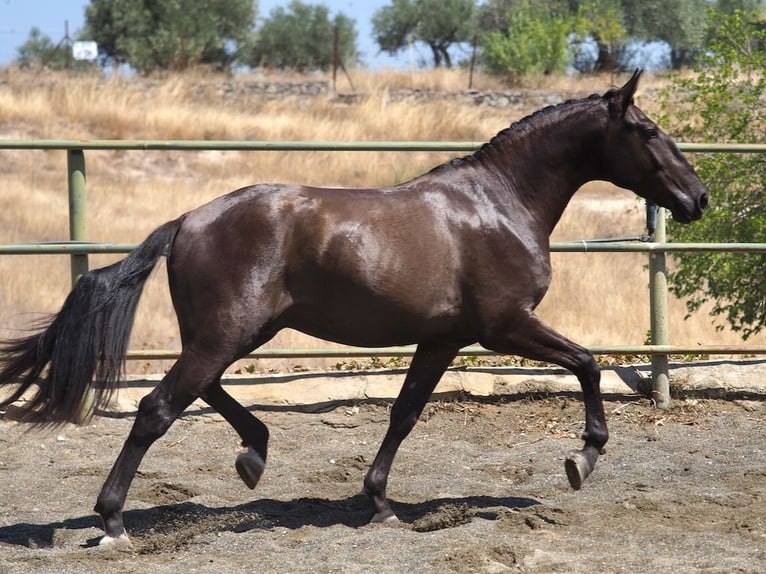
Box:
99;532;132;550
565;450;593;490
370;511;399;524
235;448;266;490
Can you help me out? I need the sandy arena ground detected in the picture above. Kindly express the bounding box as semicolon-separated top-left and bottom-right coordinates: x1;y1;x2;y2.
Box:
0;364;764;573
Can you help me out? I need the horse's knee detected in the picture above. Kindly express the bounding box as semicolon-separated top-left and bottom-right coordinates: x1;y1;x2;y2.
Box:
571;350;600;383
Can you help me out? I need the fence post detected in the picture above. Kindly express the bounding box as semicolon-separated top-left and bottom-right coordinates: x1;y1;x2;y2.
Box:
67;149;94;422
67;149;88;286
648;206;671;407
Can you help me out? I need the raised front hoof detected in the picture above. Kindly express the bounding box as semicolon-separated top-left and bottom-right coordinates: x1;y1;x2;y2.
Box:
98;532;132;550
565;450;595;491
235;448;266;490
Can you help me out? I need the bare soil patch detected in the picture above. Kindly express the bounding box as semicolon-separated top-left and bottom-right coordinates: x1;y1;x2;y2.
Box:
0;391;764;573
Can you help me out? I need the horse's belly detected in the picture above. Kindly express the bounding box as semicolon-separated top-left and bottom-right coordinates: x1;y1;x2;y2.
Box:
282;295;470;348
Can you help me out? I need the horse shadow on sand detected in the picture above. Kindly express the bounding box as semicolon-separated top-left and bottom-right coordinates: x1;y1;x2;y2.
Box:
0;493;540;550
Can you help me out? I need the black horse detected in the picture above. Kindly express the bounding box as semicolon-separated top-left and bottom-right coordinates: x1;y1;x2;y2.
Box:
0;71;706;546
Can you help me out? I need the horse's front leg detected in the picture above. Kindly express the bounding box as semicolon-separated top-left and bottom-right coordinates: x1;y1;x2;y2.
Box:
364;343;459;523
481;313;608;489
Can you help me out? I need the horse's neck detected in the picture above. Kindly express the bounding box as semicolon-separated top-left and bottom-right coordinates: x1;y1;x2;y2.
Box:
487;103;607;235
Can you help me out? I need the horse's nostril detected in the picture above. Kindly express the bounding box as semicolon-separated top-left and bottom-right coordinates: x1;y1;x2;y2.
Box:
699;193;709;210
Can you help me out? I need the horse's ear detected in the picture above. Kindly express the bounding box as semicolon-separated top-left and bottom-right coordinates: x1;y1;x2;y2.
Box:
608;69;643;119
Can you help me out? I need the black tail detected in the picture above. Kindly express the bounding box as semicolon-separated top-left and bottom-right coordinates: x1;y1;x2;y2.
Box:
0;218;184;426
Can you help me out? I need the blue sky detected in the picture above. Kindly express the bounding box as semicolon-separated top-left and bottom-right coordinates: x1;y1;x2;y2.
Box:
0;1;670;71
0;0;417;68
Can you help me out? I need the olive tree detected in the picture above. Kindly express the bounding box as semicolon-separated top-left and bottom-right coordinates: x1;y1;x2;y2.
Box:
246;0;358;71
83;0;255;73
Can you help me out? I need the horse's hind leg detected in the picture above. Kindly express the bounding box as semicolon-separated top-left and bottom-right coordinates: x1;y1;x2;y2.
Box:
482;313;607;490
364;342;459;523
93;352;224;545
201;383;269;490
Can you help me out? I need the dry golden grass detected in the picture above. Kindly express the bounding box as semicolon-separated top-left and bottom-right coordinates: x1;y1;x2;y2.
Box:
0;68;759;374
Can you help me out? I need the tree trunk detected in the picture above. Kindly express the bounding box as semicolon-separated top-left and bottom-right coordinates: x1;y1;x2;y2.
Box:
594;41;618;73
442;46;452;68
429;44;442;67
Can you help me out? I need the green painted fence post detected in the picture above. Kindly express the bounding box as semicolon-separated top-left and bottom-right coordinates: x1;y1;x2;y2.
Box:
67;149;88;286
649;206;671;408
67;149;95;422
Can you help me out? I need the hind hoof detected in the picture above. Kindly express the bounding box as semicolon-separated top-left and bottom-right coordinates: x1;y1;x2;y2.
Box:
370;511;399;524
99;532;132;550
235;448;266;490
565;450;593;490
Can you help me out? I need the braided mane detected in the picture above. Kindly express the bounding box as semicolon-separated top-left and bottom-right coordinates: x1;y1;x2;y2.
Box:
438;91;611;171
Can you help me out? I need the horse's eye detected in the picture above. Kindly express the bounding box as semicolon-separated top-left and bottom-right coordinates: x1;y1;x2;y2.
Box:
643;128;658;140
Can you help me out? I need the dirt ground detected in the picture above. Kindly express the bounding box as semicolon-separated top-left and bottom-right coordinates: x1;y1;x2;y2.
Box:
0;386;764;574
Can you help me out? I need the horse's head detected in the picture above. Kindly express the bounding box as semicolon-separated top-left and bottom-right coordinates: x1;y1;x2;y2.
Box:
602;70;708;223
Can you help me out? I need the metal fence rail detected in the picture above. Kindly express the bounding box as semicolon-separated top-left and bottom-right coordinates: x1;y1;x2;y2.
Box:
2;140;765;152
4;240;766;255
2;139;766;406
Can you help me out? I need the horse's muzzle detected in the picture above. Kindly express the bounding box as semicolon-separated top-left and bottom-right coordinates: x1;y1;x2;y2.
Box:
672;191;708;223
698;192;709;212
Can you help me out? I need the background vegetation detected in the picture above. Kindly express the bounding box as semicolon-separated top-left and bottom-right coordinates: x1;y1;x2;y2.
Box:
14;0;766;77
660;9;766;339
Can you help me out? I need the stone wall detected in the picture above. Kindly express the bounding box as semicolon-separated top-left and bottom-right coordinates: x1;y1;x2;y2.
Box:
188;79;575;111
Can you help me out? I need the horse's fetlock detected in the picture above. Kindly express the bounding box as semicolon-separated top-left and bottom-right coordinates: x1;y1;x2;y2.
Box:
364;468;387;495
94;494;118;517
581;429;608;449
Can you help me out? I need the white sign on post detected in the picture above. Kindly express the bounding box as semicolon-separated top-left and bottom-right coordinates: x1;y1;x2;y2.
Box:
72;41;98;61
